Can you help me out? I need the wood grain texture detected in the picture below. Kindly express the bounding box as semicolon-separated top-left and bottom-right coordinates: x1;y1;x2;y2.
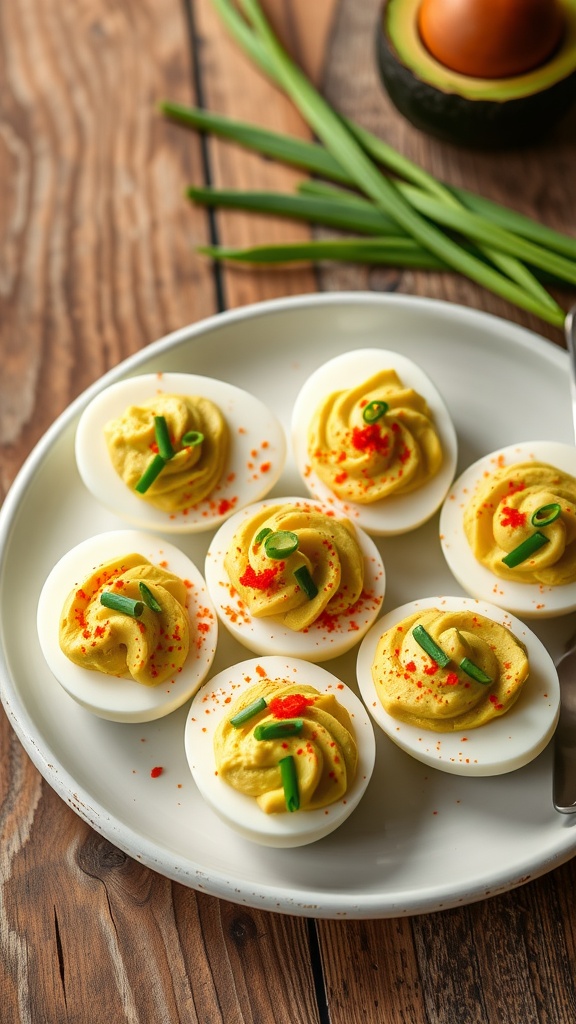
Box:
0;0;214;502
192;0;336;309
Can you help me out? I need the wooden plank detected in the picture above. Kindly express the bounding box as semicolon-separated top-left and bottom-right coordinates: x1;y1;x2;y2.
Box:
0;0;215;504
192;0;338;309
312;917;427;1024
0;1;320;1021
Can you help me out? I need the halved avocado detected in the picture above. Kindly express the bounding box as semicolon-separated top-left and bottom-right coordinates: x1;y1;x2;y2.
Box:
376;0;576;147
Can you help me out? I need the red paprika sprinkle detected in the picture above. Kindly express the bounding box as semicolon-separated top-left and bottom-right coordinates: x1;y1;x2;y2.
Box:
239;563;280;590
351;424;390;455
218;497;237;516
150;766;163;778
269;694;314;719
500;506;527;528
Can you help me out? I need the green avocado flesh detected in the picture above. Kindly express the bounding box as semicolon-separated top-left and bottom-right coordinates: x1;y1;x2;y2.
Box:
377;0;576;146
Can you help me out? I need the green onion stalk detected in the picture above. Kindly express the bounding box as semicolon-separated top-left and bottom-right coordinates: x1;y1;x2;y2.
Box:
159;0;576;329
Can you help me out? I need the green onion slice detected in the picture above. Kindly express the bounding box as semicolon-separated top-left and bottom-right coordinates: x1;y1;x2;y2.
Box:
502;531;550;568
459;657;492;685
362;400;389;423
293;564;318;600
254;719;304;740
135;453;167;494
279;755;300;812
255;527;273;544
264;530;299;559
138;582;162;613
230;696;268;728
100;592;143;618
530;503;562;527
412;624;451;667
154;415;175;460
181;430;204;447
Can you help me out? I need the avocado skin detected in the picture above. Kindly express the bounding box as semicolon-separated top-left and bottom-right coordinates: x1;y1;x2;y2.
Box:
376;16;576;148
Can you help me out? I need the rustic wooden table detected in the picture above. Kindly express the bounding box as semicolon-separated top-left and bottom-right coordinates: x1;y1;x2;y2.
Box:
2;1;576;1021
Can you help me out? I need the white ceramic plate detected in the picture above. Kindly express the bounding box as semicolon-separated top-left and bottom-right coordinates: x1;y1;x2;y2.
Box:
1;293;575;920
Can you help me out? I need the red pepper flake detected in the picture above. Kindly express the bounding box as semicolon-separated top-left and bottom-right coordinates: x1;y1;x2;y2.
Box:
260;462;271;474
269;694;314;719
150;766;163;778
405;661;417;672
239;563;280;590
500;505;527;528
218;497;237;516
445;673;459;686
351;424;390;455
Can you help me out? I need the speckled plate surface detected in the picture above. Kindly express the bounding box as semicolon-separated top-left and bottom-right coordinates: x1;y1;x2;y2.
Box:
1;292;575;920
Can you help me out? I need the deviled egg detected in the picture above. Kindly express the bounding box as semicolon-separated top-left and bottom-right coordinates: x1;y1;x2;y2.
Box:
356;595;559;776
204;497;386;661
37;529;218;722
75;372;286;533
185;655;376;847
440;441;576;617
291;349;457;535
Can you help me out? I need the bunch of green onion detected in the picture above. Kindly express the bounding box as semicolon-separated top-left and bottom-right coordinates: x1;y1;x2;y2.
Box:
160;0;576;330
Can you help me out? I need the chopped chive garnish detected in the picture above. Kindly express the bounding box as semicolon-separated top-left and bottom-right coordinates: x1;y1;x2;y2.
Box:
279;755;300;812
264;530;299;559
502;531;550;567
459;657;492;685
154;415;174;460
181;430;204;447
135;453;167;493
138;582;162;613
293;564;318;600
229;696;268;727
255;527;273;544
530;502;561;527
412;624;451;667
362;400;389;423
254;718;304;740
100;592;144;617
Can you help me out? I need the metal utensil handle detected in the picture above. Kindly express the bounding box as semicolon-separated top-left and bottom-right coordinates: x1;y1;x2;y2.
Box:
565;306;576;443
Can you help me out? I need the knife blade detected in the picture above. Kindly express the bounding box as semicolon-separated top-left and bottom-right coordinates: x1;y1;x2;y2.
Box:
553;305;576;812
553;634;576;812
565;306;576;441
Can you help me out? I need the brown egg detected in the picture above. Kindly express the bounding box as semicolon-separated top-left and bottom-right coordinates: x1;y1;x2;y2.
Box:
418;0;566;78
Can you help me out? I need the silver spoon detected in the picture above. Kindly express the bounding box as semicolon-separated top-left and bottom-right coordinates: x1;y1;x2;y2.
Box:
552;306;576;813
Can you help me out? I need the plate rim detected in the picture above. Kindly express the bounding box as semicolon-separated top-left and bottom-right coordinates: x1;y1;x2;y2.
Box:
1;290;574;920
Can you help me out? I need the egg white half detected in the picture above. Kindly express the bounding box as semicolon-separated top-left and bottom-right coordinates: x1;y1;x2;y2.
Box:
185;655;376;847
356;595;559;777
37;529;218;722
204;496;386;662
291;348;457;536
440;441;576;618
75;372;287;533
